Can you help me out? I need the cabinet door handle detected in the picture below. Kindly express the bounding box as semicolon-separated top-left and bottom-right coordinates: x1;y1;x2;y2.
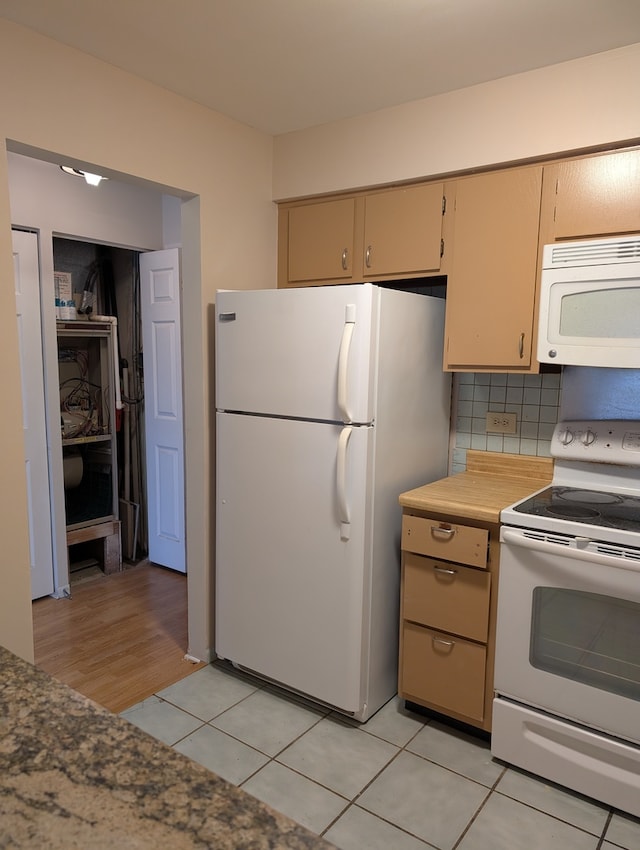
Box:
518;332;525;359
433;565;457;576
430;525;456;539
341;248;348;271
365;244;372;268
432;637;455;649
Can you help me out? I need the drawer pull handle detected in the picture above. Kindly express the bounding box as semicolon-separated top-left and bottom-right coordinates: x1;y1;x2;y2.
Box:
432;637;455;649
431;525;456;539
433;565;456;576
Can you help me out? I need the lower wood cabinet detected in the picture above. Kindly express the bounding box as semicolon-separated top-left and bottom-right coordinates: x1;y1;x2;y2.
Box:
399;511;499;732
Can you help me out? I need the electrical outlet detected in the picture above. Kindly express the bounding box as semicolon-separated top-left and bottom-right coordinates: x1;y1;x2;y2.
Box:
486;411;517;434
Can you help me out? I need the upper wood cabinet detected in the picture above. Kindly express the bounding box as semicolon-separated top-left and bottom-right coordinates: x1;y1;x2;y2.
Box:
361;183;445;277
444;166;543;372
277;145;640;370
278;182;447;287
285;197;357;285
543;149;640;241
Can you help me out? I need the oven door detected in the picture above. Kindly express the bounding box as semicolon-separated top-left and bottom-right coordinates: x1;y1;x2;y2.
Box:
494;525;640;745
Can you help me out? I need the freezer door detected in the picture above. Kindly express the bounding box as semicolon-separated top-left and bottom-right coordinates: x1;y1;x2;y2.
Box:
215;412;372;714
215;285;376;423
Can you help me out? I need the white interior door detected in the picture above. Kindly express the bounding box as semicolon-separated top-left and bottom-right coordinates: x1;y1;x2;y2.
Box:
140;248;185;572
12;229;55;599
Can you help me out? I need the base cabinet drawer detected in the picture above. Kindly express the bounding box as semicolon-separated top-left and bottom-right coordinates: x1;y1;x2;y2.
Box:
403;552;491;642
401;621;486;721
402;515;488;568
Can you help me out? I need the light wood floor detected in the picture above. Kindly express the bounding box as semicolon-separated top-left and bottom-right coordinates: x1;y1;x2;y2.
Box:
32;562;205;713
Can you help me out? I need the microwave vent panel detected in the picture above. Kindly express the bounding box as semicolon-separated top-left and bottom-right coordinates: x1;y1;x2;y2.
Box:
545;236;640;268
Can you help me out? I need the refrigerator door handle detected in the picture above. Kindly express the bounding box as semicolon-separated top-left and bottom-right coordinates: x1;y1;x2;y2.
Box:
337;304;356;423
337;426;352;540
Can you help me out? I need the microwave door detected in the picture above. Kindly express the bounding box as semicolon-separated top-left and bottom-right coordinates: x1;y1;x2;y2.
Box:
537;258;640;368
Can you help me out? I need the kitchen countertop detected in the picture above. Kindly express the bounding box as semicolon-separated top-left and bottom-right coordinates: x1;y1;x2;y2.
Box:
399;450;554;523
0;645;333;850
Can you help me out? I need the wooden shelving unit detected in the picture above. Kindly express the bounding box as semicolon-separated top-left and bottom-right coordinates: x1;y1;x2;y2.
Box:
57;320;121;573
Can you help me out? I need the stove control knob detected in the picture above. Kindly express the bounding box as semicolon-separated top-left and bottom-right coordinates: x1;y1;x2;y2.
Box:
581;429;596;446
558;428;574;445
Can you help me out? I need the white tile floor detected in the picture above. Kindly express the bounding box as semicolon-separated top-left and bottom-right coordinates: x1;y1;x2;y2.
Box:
120;663;640;850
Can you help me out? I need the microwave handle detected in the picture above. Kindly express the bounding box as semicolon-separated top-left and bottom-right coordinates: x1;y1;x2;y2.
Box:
502;528;640;574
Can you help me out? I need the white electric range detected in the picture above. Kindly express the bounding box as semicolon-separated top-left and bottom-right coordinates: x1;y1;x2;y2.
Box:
492;419;640;817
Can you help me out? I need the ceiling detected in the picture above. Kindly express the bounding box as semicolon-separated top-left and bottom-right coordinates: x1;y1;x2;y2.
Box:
2;0;640;136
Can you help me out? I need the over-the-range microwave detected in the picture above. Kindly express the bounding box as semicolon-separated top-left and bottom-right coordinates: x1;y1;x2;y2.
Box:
537;235;640;368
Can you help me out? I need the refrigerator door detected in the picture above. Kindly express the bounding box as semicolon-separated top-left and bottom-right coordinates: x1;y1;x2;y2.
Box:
215;411;372;714
215;285;376;423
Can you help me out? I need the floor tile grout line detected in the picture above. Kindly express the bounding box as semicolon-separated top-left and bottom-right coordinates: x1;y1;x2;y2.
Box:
169;719;208;748
128;667;635;846
450;785;493;850
236;711;412;827
316;742;444;847
256;757;354;803
491;786;613;840
128;679;348;779
133;692;247;729
232;712;335;783
164;706;620;850
148;672;268;725
324;718;495;847
403;747;499;789
321;800;439;848
156;684;498;837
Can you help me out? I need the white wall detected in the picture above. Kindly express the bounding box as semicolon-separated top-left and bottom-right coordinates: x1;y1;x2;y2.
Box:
0;18;275;662
8;153;165;248
273;43;640;199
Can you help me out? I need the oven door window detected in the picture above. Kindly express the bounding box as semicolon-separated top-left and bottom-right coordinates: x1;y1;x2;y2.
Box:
530;588;640;701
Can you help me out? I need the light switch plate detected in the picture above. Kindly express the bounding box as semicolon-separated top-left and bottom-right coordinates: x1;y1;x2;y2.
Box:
486;411;517;434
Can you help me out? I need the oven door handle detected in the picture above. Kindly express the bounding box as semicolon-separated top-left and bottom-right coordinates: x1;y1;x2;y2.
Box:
502;528;640;573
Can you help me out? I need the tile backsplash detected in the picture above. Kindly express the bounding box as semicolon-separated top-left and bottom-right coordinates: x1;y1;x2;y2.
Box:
450;371;562;474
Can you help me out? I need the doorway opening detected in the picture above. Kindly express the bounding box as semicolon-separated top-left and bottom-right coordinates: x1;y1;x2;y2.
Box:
53;236;148;575
9;149;205;704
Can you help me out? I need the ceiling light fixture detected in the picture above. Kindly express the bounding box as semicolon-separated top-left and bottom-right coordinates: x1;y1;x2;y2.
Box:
60;165;108;186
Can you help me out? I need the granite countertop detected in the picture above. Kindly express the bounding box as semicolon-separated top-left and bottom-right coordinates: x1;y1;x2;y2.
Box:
0;646;333;850
399;450;554;523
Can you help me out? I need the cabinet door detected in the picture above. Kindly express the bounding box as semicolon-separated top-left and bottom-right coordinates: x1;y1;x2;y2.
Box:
362;183;444;277
444;167;542;371
287;198;356;284
548;150;640;240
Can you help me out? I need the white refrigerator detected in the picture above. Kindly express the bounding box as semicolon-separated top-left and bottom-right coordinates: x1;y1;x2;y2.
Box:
215;283;451;721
